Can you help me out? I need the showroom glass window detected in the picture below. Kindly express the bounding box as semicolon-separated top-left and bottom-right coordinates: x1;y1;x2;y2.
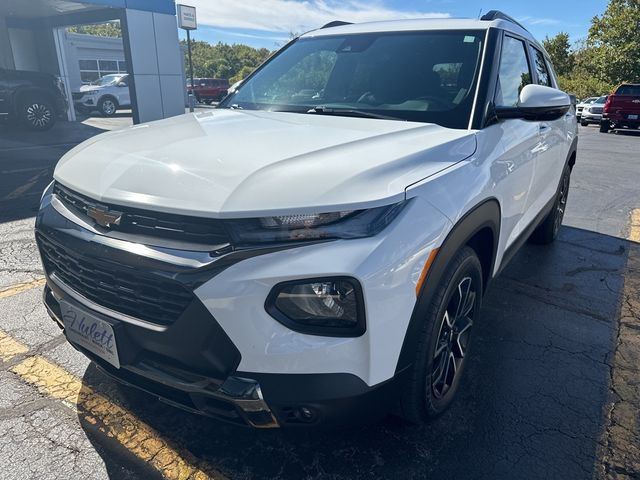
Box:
495;36;532;107
79;59;128;84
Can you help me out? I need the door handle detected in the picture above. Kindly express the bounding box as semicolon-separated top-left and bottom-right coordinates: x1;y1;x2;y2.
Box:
539;123;551;134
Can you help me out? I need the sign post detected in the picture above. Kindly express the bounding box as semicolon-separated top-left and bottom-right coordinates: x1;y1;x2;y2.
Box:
177;4;197;112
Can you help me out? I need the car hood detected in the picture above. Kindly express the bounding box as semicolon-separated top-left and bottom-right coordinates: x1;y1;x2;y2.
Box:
54;110;476;218
78;85;105;93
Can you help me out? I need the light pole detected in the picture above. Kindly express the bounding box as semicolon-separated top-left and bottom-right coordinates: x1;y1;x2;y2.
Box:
177;5;197;112
186;29;195;112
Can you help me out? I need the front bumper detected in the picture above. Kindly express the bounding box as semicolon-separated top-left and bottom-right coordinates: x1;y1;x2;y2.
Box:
581;112;602;122
72;93;97;108
35;185;449;427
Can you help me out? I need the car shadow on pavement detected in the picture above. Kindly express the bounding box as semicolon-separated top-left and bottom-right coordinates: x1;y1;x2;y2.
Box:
77;224;632;480
0;121;107;224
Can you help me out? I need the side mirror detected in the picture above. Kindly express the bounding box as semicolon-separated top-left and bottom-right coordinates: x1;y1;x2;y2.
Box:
496;84;571;121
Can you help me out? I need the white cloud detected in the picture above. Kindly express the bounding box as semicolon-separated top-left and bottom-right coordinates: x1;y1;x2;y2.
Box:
186;0;450;33
518;16;562;27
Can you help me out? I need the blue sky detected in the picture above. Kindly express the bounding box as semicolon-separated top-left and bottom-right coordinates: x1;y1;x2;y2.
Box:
179;0;609;50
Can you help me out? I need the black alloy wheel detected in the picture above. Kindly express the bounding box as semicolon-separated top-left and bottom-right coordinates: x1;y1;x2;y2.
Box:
400;246;483;423
431;276;476;400
22;100;56;131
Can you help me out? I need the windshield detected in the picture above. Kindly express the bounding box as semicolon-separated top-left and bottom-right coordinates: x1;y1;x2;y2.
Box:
90;74;125;86
595;96;607;104
219;30;486;129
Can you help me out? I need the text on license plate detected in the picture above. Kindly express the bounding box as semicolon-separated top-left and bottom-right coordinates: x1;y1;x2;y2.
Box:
60;301;120;368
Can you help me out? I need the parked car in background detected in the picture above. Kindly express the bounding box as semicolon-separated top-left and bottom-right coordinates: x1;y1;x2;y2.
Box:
580;95;607;126
187;78;229;103
600;84;640;133
576;96;598;119
72;74;130;117
37;12;576;428
0;68;67;131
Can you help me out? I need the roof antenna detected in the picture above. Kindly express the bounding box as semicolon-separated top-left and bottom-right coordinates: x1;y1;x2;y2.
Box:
477;8;483;19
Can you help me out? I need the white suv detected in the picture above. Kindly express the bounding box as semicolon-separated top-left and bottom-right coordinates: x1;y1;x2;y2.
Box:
72;73;131;117
37;11;577;428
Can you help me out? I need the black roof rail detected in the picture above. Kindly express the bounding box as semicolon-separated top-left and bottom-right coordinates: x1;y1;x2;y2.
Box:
480;10;527;31
321;21;353;29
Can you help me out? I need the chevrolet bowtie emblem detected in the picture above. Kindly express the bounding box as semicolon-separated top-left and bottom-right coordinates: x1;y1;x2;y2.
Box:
87;205;123;228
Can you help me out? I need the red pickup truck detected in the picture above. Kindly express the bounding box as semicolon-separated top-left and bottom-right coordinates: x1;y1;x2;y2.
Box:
600;83;640;133
186;78;230;104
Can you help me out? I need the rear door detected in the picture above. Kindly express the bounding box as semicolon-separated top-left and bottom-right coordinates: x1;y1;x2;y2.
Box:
117;75;131;106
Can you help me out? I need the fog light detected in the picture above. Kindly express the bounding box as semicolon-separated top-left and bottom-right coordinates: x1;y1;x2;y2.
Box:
266;277;365;337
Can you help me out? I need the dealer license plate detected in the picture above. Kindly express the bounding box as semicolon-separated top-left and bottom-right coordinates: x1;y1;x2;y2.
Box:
61;300;120;368
629;114;638;120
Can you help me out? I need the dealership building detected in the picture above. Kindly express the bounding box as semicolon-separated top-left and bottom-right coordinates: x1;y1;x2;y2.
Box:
0;0;185;124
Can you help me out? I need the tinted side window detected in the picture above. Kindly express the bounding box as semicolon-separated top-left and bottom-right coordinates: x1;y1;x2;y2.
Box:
532;48;552;87
495;36;532;107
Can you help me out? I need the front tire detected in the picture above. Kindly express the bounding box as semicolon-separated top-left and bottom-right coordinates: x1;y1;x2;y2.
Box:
98;96;118;117
529;163;571;244
399;246;482;423
20;97;56;131
580;119;589;127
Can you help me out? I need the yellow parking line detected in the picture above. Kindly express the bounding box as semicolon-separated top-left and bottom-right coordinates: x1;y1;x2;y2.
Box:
11;356;222;480
0;278;46;299
0;330;29;361
630;209;640;242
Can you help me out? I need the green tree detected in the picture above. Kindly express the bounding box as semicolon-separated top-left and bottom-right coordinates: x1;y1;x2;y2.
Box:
67;21;121;38
557;74;613;99
587;0;640;84
182;40;272;80
543;32;574;77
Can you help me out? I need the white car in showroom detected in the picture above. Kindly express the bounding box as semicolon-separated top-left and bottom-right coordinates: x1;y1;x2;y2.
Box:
37;11;577;428
72;73;130;117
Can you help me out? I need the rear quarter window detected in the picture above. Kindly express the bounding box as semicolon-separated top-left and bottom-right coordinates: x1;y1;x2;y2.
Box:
616;85;640;96
531;47;552;87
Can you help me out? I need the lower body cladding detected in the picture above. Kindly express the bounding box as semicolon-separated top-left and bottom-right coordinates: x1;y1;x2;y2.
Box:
35;192;450;427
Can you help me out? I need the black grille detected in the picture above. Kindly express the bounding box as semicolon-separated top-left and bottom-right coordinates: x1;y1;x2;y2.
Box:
54;183;230;247
72;92;85;100
37;233;193;326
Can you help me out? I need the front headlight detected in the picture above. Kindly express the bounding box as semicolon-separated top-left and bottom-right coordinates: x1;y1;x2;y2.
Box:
224;201;407;246
266;277;365;337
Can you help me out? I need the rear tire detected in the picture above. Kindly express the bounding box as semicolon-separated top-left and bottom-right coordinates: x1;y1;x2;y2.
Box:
529;163;571;245
599;121;610;133
399;246;482;424
20;96;56;131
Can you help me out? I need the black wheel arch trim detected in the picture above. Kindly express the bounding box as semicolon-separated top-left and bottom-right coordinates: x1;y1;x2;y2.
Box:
395;198;500;373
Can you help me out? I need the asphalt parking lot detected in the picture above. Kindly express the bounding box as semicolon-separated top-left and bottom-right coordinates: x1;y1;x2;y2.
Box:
0;122;639;480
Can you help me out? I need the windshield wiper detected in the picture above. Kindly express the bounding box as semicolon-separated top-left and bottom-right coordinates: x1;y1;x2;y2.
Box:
306;106;402;121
